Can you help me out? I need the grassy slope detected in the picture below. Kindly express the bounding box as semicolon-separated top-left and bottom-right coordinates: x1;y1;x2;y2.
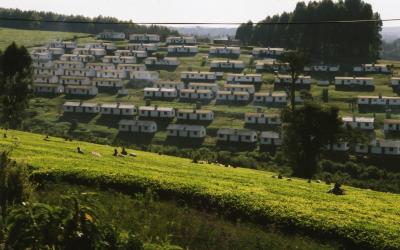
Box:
1;129;400;249
0;27;94;50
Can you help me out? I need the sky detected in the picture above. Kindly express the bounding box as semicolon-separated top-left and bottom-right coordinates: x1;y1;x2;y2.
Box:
0;0;400;27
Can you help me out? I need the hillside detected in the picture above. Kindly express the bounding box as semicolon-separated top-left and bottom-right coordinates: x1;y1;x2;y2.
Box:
1;129;400;249
0;27;94;50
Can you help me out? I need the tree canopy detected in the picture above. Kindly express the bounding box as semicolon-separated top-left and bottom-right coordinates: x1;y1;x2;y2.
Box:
235;0;382;63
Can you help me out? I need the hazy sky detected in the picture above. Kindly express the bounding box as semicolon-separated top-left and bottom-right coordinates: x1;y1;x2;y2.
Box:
1;0;400;27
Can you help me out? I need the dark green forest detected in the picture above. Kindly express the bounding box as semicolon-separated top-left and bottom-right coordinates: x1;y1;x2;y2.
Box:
0;8;179;39
236;0;382;63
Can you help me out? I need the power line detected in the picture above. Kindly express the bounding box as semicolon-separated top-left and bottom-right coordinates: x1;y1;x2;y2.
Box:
0;16;396;25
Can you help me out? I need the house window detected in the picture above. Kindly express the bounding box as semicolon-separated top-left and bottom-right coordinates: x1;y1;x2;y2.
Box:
193;131;198;135
245;136;250;140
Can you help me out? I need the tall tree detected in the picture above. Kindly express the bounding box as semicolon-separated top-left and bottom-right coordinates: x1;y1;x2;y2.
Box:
0;42;33;128
235;21;253;46
279;50;308;111
281;101;343;178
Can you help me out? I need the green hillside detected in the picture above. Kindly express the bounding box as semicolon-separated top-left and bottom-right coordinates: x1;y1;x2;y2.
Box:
1;129;400;249
0;27;95;50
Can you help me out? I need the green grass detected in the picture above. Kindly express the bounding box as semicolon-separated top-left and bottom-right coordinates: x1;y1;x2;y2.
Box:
1;129;400;249
0;27;94;50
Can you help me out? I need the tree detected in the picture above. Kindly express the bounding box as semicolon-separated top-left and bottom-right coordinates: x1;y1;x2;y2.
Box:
0;42;33;128
279;50;308;111
235;21;253;46
281;101;343;178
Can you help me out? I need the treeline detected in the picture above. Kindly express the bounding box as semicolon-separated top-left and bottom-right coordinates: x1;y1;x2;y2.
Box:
236;0;382;63
0;8;179;39
381;39;400;60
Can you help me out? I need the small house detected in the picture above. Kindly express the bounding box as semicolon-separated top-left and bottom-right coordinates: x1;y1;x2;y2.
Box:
144;57;180;67
181;71;217;82
223;84;255;94
244;113;281;126
114;50;147;58
209;46;240;57
154;81;185;90
63;101;82;113
384;119;400;132
92;78;124;89
129;34;160;43
117;64;146;72
31;52;52;61
130;71;159;82
96;31;125;40
217;129;258;143
87;63;116;71
167;124;207;138
342;116;374;130
64;68;96;77
60;54;94;63
179;89;214;101
335;77;374;87
64;85;98;96
216;91;250;102
138;106;175;119
304;65;340;72
54;61;85;69
252;47;284;58
96;69;127;79
33;83;64;94
100;103;136;116
255;60;290;72
34;75;59;84
253;91;303;104
210;60;245;71
80;102;100;113
325;142;350;152
259;131;282;146
275;75;312;86
102;56;137;64
167;45;198;54
176;109;214;121
226;73;263;84
188;82;219;92
118;120;157;133
59;76;91;85
127;43;158;52
166;36;197;45
143;88;178;99
354;64;391;73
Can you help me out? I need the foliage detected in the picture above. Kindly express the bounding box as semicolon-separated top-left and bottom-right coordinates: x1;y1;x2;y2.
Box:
0;8;179;39
235;21;254;46
0;42;33;128
281;101;343;178
1;130;400;249
381;39;400;60
236;0;382;63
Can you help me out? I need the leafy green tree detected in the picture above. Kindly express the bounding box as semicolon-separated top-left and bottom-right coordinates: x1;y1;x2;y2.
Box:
0;42;33;128
235;21;253;45
281;101;343;178
279;50;308;111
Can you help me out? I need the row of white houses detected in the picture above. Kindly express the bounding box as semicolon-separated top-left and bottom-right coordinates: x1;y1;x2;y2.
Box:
357;95;400;107
354;64;391;73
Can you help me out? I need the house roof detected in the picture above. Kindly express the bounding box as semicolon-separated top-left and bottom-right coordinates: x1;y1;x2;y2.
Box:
119;119;156;126
254;92;287;97
245;113;278;118
65;85;95;90
384;119;400;125
217;128;257;136
63;101;81;107
167;124;206;131
92;78;122;82
81;103;99;108
181;89;212;94
139;106;174;112
178;109;213;114
335;76;373;80
227;73;262;78
224;84;254;89
342;116;375;123
260;131;280;139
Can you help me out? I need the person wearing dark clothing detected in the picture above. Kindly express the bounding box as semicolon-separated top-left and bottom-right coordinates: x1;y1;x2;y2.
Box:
113;149;118;156
121;147;128;156
328;183;345;195
77;147;84;154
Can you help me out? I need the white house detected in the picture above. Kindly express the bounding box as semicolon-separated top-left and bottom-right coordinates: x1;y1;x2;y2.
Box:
118;120;157;133
31;52;52;61
188;82;219;92
63;101;82;113
54;61;85;70
179;89;214;101
127;43;158;52
181;71;217;82
167;45;198;54
33;83;64;94
259;131;282;146
244;113;281;126
130;71;159;82
176;109;214;121
138;106;175;119
96;69;127;79
304;65;340;72
92;78;124;89
64;68;96;77
384;119;400;133
100;103;136;116
370;140;400;155
209;46;240;57
60;54;94;63
391;77;400;87
223;84;255;94
34;75;59;84
226;73;263;84
335;77;374;87
353;64;391;73
216;91;250;102
154;81;185;90
275;75;312;86
80;102;100;113
217;129;258;143
73;48;106;57
34;67;64;76
33;61;53;68
64;85;98;96
59;76;91;85
48;47;65;56
342;116;374;130
87;63;116;71
143;88;178;99
252;47;284;58
210;60;245;71
102;56;137;64
49;40;77;49
357;96;400;107
117;64;146;72
255;60;290;72
144;57;180;67
166;36;196;45
325;142;350;152
167;124;207;138
96;31;125;40
114;50;147;58
254;91;303;104
129;34;160;43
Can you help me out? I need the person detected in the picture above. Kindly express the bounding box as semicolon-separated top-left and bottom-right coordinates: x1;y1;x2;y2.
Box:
3;133;7;138
113;148;118;156
77;147;84;154
121;147;128;156
44;135;49;141
328;183;345;195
